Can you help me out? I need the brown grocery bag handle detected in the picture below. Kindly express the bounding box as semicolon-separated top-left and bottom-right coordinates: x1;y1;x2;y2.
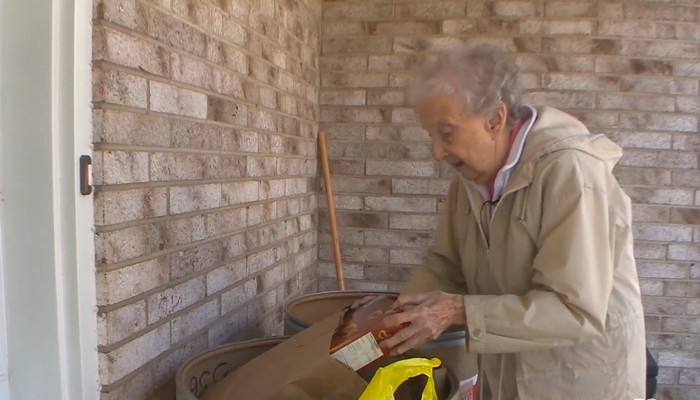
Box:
318;131;346;290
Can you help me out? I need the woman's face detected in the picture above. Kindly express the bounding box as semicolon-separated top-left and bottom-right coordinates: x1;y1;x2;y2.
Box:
418;91;505;185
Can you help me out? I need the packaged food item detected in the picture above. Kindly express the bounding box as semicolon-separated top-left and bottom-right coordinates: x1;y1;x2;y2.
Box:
329;294;407;371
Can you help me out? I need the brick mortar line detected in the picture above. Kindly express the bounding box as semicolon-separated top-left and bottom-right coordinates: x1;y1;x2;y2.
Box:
93;177;316;192
92;60;319;118
96;231;317;317
95;210;317;272
93;103;320;142
93;142;318;157
98;268;315;391
100;1;322;70
94;193;317;233
92;20;320;90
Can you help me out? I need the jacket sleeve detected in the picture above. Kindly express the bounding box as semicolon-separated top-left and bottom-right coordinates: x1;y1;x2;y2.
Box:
464;154;617;353
403;179;467;295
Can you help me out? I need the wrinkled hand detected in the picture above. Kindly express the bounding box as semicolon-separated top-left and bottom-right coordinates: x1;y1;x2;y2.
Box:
380;291;466;356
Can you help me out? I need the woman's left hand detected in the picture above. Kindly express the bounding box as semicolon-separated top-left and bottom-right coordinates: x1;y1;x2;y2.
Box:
380;291;466;356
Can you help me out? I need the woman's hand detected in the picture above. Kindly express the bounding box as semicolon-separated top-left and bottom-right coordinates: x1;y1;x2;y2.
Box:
380;291;466;356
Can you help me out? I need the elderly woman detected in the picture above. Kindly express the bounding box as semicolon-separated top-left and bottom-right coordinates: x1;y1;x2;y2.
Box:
379;43;647;399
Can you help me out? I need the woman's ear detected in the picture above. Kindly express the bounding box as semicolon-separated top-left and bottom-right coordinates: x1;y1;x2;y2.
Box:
488;101;508;131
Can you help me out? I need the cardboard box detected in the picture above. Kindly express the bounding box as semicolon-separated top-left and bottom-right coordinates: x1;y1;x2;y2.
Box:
200;298;458;400
330;294;405;371
200;311;368;400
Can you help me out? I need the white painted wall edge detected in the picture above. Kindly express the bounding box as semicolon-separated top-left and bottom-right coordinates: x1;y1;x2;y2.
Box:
0;0;11;397
72;0;100;398
53;0;99;398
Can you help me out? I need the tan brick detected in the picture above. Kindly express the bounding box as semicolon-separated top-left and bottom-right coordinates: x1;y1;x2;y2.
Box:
168;239;224;279
99;324;171;385
621;39;698;59
599;20;675;39
171;299;219;343
139;6;206;57
620;76;698;96
493;1;538;17
543;38;619;55
597;94;675;112
221;279;257;315
100;368;152;400
94;109;171;146
671;170;700;187
543;1;596;17
98;301;147;346
367;160;438;177
96;259;169;305
638;262;690;279
631;204;670;223
625;187;695;206
680;369;700;385
320;107;388;123
322;37;392;54
366;89;406;106
322;72;388;88
620;112;697;133
320;245;388;264
319;211;387;229
639;279;664;296
541;20;593;35
633;223;693;242
389;249;428;265
662;318;700;335
373;21;441;35
319;262;364;280
606;131;672;149
95;26;170;76
619;149;697;169
150;152;209;181
170;184;222;214
149;81;208;118
614;167;671;186
164;215;207;246
322;2;393;20
595;57;674;75
389;214;440;231
668;244;700;262
527;92;595;109
320;55;368;71
171;54;220;92
365;196;436;213
598;3;622;20
95;188;168;225
320;89;365;106
624;3;699;22
643;297;689;316
205;207;247;236
98;150;149;185
93;69;148;108
221;181;259;205
671;208;700;225
147;278;205;323
543;73;619;92
397;2;466;19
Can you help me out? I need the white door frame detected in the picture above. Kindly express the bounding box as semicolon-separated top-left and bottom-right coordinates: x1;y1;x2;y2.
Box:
0;0;10;397
0;0;98;399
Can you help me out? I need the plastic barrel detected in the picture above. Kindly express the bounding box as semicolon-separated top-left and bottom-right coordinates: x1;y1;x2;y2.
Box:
176;337;285;400
284;290;478;398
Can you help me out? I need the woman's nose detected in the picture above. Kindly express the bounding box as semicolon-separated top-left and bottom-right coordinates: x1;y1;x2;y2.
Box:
432;139;446;160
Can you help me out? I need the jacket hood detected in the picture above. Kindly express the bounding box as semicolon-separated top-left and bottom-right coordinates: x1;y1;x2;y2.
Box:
521;106;622;171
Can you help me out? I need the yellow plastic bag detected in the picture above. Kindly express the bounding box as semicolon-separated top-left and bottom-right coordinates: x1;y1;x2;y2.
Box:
358;357;441;400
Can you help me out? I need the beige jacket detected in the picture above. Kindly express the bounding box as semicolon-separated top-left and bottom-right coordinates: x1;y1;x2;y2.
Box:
405;107;646;400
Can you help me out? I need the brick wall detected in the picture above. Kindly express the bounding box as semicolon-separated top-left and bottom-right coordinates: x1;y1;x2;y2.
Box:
318;1;700;398
91;0;321;398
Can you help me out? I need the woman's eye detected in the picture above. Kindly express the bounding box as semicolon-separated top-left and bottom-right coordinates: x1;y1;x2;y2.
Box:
439;127;452;138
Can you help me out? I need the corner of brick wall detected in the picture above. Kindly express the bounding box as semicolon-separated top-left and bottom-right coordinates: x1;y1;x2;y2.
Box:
91;0;321;398
318;1;700;398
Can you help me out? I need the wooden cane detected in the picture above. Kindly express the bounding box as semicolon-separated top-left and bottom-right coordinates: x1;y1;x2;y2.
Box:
318;131;346;290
